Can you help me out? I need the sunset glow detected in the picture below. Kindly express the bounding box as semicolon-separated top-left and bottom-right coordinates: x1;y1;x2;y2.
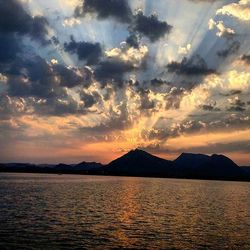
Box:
0;0;249;165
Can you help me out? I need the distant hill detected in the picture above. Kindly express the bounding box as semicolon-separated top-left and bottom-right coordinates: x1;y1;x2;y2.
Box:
0;150;249;181
0;161;103;174
55;162;103;171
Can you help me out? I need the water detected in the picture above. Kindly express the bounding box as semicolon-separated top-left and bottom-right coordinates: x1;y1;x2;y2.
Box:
0;173;249;249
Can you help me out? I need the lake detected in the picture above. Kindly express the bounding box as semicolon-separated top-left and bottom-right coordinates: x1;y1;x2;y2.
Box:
0;173;249;249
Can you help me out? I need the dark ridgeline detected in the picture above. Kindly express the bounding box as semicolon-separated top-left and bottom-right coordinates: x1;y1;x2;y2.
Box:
0;149;249;181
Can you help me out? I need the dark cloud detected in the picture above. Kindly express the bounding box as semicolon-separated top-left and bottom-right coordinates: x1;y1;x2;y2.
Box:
0;0;50;74
131;11;172;42
241;54;250;64
51;36;60;46
200;102;221;112
207;113;250;131
0;55;96;116
0;33;20;64
3;87;90;117
34;96;87;116
141;128;170;141
80;90;101;108
8;75;56;99
166;87;186;109
178;120;207;134
7;56;91;98
52;64;90;88
64;36;102;65
167;55;217;75
7;57;55;98
142;118;191;141
30;16;49;45
74;2;172;43
0;0;49;44
227;98;246;112
94;59;135;85
75;0;132;23
217;41;240;58
138;143;170;155
220;89;242;96
138;88;155;110
126;33;140;48
143;111;250;142
150;78;170;86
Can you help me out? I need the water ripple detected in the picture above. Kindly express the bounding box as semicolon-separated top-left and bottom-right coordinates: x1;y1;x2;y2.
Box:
0;173;249;249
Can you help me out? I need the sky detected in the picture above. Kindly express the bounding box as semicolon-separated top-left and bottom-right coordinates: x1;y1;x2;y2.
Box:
0;0;249;165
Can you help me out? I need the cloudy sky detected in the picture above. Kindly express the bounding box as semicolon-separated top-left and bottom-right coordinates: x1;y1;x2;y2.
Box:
0;0;249;165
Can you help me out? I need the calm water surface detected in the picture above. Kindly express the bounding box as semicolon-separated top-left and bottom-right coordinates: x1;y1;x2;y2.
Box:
0;173;249;249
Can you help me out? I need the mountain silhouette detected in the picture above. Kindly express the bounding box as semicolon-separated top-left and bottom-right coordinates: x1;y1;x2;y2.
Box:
173;153;246;179
105;149;173;176
55;162;103;171
0;149;249;181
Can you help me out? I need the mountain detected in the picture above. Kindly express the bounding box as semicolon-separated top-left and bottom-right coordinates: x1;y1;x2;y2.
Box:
54;162;103;171
105;149;173;176
74;161;103;170
174;153;211;168
241;166;250;174
173;153;247;179
0;161;103;174
0;150;249;181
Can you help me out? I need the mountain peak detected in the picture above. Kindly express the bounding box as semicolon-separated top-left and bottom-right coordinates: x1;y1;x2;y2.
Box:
127;148;150;155
106;148;173;175
175;152;210;162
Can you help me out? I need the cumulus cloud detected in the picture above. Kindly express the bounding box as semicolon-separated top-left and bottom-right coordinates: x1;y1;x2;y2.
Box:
0;0;249;164
178;44;192;55
217;0;250;21
104;43;148;68
208;18;235;38
63;17;81;27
